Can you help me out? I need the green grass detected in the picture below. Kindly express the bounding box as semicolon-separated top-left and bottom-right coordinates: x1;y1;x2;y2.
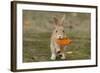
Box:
23;32;91;62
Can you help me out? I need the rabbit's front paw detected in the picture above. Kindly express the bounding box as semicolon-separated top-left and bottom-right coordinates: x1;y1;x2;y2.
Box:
51;55;56;60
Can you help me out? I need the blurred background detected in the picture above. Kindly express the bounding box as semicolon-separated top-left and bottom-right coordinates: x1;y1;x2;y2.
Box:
23;10;91;62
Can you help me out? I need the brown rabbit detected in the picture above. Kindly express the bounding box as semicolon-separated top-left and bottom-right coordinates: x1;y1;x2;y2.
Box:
50;15;66;60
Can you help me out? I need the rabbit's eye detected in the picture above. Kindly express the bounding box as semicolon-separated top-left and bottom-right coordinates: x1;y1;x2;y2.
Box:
56;30;58;33
63;30;64;33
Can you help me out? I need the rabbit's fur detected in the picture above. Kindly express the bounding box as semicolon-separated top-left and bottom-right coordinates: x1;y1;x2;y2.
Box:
50;15;66;60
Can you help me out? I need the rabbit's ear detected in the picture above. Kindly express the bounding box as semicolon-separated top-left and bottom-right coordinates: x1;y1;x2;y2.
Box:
53;16;59;26
60;14;66;25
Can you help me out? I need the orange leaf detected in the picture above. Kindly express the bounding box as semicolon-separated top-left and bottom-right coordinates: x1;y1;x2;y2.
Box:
56;38;72;46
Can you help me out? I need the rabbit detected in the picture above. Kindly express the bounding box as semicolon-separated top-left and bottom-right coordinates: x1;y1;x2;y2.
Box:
50;15;66;60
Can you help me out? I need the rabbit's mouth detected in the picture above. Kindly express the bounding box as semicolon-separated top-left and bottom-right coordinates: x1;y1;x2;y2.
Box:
57;35;64;39
59;36;62;39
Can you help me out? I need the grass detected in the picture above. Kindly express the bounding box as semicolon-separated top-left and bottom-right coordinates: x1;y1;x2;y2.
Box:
23;32;91;62
23;32;51;62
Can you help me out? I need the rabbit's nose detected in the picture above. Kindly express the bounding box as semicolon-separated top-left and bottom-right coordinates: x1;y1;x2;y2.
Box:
59;36;62;39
